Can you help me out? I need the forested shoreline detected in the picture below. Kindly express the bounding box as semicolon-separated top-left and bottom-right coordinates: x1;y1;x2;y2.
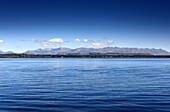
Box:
0;53;170;58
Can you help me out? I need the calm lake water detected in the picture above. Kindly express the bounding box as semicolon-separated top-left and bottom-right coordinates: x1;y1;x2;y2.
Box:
0;58;170;112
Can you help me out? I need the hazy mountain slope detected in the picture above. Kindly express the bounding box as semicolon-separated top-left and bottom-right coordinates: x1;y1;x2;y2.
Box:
25;48;72;54
0;50;14;54
24;47;170;55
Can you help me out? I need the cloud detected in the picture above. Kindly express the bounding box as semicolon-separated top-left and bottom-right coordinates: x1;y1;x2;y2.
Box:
73;39;81;42
92;42;103;47
32;37;113;48
73;38;91;43
32;38;65;47
107;40;113;44
32;39;51;47
83;39;91;43
0;40;4;43
91;40;114;48
48;38;64;43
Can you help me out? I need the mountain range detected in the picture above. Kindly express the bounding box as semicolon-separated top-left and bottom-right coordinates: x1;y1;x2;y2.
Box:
0;50;14;54
1;47;170;55
23;47;170;55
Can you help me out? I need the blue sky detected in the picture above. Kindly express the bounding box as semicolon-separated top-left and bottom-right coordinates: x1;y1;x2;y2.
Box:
0;0;170;53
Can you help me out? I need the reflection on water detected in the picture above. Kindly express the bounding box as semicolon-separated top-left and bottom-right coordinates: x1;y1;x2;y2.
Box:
0;58;170;112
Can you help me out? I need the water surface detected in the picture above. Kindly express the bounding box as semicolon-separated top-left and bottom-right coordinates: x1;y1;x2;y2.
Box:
0;58;170;112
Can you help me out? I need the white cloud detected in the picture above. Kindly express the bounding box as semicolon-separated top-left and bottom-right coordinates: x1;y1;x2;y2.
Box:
48;38;64;43
32;38;113;48
83;39;91;43
107;40;113;44
91;40;114;48
32;38;65;47
32;39;51;47
0;40;4;43
92;42;103;47
73;39;81;42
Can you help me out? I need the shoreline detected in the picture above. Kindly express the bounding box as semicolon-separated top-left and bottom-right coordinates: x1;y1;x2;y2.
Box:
0;54;170;58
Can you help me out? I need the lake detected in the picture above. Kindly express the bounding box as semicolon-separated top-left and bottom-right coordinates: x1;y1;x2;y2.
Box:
0;58;170;112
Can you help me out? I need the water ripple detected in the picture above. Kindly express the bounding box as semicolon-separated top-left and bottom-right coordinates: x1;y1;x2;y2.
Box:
0;58;170;112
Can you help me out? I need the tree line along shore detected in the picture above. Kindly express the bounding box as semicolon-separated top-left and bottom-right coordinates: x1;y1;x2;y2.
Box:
0;53;170;58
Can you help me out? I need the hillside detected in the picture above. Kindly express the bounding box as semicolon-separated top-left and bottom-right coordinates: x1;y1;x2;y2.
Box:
24;47;170;55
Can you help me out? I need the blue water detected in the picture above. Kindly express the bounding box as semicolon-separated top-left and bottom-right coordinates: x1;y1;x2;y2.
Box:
0;58;170;112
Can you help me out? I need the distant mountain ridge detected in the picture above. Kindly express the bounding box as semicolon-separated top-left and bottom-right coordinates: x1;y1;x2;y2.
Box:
24;47;170;55
0;50;14;54
1;47;170;55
